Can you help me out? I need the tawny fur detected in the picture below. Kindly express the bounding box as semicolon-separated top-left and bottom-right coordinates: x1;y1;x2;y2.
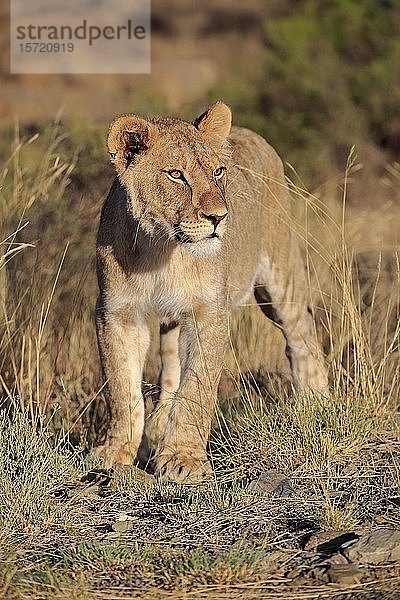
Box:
94;102;328;482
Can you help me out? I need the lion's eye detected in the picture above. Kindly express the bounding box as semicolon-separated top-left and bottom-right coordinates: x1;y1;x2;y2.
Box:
167;169;183;180
213;166;226;179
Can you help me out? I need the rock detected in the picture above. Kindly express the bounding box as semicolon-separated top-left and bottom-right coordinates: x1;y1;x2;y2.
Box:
112;520;134;533
249;469;294;497
111;511;136;533
307;563;362;585
304;531;358;554
325;564;363;585
325;552;349;566
342;528;400;564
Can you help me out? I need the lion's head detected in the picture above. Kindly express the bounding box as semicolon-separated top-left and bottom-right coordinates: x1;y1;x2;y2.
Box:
107;102;232;258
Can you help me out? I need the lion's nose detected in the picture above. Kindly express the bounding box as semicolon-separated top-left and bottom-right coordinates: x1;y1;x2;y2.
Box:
199;211;228;227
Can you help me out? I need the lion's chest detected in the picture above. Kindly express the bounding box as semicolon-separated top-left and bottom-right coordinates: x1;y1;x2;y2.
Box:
150;264;220;321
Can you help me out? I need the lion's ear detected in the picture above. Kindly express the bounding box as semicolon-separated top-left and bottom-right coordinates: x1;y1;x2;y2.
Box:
193;102;232;149
107;115;158;174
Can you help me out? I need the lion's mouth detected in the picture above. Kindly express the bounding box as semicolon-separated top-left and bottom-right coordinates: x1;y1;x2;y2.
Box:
174;225;220;245
171;222;224;258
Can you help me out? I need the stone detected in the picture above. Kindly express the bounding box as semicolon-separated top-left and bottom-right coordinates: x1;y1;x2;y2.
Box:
325;552;349;566
342;528;400;564
112;520;134;533
307;563;362;585
326;564;363;585
304;530;358;553
248;469;294;497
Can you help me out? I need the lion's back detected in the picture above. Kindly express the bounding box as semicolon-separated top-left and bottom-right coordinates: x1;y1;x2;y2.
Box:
229;126;284;180
222;125;292;304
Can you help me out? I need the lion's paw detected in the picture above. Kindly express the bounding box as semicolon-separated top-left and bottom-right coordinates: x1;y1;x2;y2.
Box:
156;452;213;484
91;442;134;469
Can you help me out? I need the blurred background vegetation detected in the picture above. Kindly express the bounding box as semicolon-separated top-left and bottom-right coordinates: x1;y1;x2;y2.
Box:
1;0;400;184
222;0;400;183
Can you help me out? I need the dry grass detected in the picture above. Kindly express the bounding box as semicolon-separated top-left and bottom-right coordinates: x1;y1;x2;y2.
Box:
0;124;399;598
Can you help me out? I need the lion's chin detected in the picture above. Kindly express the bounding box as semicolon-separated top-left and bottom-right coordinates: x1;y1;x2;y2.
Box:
180;237;223;258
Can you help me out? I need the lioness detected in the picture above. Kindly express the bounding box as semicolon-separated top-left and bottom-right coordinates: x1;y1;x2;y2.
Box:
95;102;328;482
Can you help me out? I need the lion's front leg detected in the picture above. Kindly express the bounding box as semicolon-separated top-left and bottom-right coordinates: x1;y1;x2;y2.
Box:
93;300;150;468
155;308;228;483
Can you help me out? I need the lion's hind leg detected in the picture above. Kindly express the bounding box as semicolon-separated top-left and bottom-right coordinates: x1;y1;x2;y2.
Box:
254;248;328;393
147;322;181;444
